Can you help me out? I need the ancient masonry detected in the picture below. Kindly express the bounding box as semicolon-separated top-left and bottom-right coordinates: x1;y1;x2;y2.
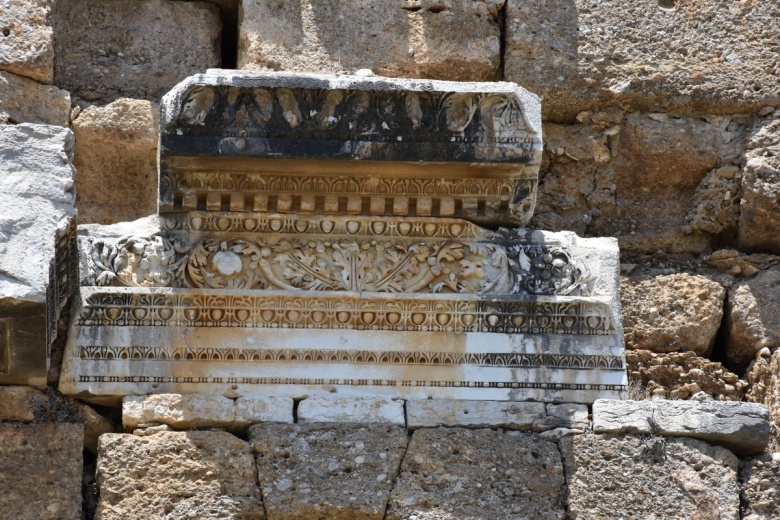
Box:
59;71;625;403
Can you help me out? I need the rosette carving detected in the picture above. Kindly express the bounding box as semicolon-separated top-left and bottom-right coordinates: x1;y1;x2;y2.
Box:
186;239;267;289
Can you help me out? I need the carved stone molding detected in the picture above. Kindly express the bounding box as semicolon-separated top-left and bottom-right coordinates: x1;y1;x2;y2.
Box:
158;71;543;227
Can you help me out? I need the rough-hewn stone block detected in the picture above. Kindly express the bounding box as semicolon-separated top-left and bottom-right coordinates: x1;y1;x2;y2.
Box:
249;423;407;520
387;428;566;519
0;423;83;520
562;433;739;520
0;385;46;422
621;273;726;356
54;0;221;102
72;99;158;225
233;395;294;433
122;394;235;431
406;399;545;430
593;399;770;455
739;117;780;254
0;0;54;83
0;71;70;126
297;397;405;425
505;0;780;120
238;0;502;81
725;267;780;370
0;123;76;387
96;432;263;519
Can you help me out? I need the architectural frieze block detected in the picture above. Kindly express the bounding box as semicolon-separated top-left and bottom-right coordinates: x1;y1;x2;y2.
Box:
57;71;626;404
158;71;543;227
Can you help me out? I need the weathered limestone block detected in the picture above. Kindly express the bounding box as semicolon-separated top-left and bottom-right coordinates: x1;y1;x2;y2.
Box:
621;273;726;356
706;249;780;278
406;399;545;430
725;267;780;370
741;453;780;520
249;423;407;520
297;397;404;425
592;399;770;456
505;0;780;120
562;434;739;520
0;71;70;126
539;402;589;430
532;112;745;254
746;349;780;441
0;0;54;83
386;428;566;519
96;432;263;519
0;385;46;422
122;394;235;431
233;395;294;433
627;350;745;401
593;112;745;254
159;71;543;227
239;0;502;81
739;117;780;253
0;123;76;388
54;0;221;102
72;99;159;225
0;423;83;520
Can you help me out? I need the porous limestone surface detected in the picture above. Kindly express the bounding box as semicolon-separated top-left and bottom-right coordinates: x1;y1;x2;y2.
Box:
725;267;780;370
297;397;405;425
592;399;769;456
532;112;746;255
746;349;780;438
96;432;263;520
0;71;70;126
739;117;780;254
249;423;408;520
0;423;83;520
0;123;75;302
740;453;780;520
406;399;546;430
54;0;221;102
233;395;295;432
627;349;745;401
562;434;739;520
123;394;235;431
505;0;780;120
238;0;503;81
0;0;54;83
72;99;159;225
386;428;566;520
621;273;726;356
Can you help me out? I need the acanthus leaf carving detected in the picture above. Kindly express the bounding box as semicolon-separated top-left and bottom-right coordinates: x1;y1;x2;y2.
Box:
87;236;188;288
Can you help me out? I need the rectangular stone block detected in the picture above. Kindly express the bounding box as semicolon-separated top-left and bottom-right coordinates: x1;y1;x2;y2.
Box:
233;395;294;432
561;434;739;520
0;71;70;126
54;0;222;103
505;0;780;120
249;423;408;520
387;429;566;520
96;432;263;519
159;70;542;227
0;423;83;520
593;399;770;455
122;394;235;431
0;0;54;83
298;397;405;426
406;399;546;430
0;385;46;422
238;0;503;81
0;124;77;388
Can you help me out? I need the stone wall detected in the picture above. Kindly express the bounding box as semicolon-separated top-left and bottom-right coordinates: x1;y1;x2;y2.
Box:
1;0;780;518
